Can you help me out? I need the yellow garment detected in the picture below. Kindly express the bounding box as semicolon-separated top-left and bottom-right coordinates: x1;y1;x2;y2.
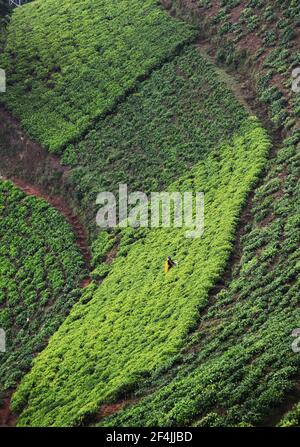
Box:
164;261;170;273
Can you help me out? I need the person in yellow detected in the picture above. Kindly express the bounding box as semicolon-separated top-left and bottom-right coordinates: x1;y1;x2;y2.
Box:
164;256;178;273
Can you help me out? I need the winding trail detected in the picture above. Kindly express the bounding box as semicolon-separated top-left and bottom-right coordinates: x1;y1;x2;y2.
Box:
0;1;290;426
0;108;93;427
0;174;92;427
0;107;92;269
2;175;92;269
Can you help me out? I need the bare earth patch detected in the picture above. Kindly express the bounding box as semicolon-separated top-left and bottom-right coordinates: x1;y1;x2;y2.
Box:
0;393;17;427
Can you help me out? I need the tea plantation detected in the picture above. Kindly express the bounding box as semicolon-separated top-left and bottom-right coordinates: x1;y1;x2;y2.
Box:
62;47;249;234
0;180;86;395
0;0;299;429
0;0;195;151
9;44;271;424
98;131;300;427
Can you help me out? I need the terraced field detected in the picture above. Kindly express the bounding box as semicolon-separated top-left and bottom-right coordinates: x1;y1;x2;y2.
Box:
98;130;300;427
12;119;270;426
0;0;195;151
62;47;249;233
0;180;86;394
7;45;271;426
0;0;299;429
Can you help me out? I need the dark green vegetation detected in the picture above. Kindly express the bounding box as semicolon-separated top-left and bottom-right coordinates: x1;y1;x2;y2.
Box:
0;180;86;394
279;396;300;427
12;119;271;427
190;0;300;130
0;0;195;151
10;47;271;426
0;1;8;17
160;0;300;426
0;0;299;428
98;131;300;427
63;47;248;233
0;0;8;50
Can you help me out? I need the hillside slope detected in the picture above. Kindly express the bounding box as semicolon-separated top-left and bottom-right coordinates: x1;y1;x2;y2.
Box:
99;131;300;427
0;180;86;396
95;0;300;427
60;46;249;235
0;0;195;151
167;0;300;132
0;0;298;428
10;47;271;426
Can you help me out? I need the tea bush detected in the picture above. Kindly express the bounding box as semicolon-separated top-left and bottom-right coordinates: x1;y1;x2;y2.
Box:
3;0;299;428
63;47;248;233
89;0;300;427
194;0;300;129
96;131;300;427
0;0;195;152
0;180;86;393
11;113;271;425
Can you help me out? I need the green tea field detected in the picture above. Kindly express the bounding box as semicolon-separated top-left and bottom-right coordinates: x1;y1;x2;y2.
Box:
0;0;299;430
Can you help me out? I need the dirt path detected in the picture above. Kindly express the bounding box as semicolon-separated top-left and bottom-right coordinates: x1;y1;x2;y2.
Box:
160;0;299;427
0;393;17;427
0;174;93;427
3;176;92;268
0;108;94;427
0;175;93;427
0;107;92;268
0;2;290;426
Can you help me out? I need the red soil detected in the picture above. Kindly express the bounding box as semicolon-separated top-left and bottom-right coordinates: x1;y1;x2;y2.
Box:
237;32;262;55
80;277;92;288
105;239;120;265
0;176;92;427
229;2;246;23
204;0;220;19
0;107;94;426
87;396;138;425
4;176;92;268
0;393;17;427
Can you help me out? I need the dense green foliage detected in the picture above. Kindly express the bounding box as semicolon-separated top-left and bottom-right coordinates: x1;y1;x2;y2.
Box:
0;0;195;151
82;0;300;427
279;400;300;427
192;0;300;130
99;131;300;427
11;111;270;425
0;0;9;50
0;180;86;393
63;47;247;233
1;0;299;428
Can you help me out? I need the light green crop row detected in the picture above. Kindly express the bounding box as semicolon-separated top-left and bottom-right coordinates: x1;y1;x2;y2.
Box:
12;116;271;426
0;180;86;394
0;0;196;151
